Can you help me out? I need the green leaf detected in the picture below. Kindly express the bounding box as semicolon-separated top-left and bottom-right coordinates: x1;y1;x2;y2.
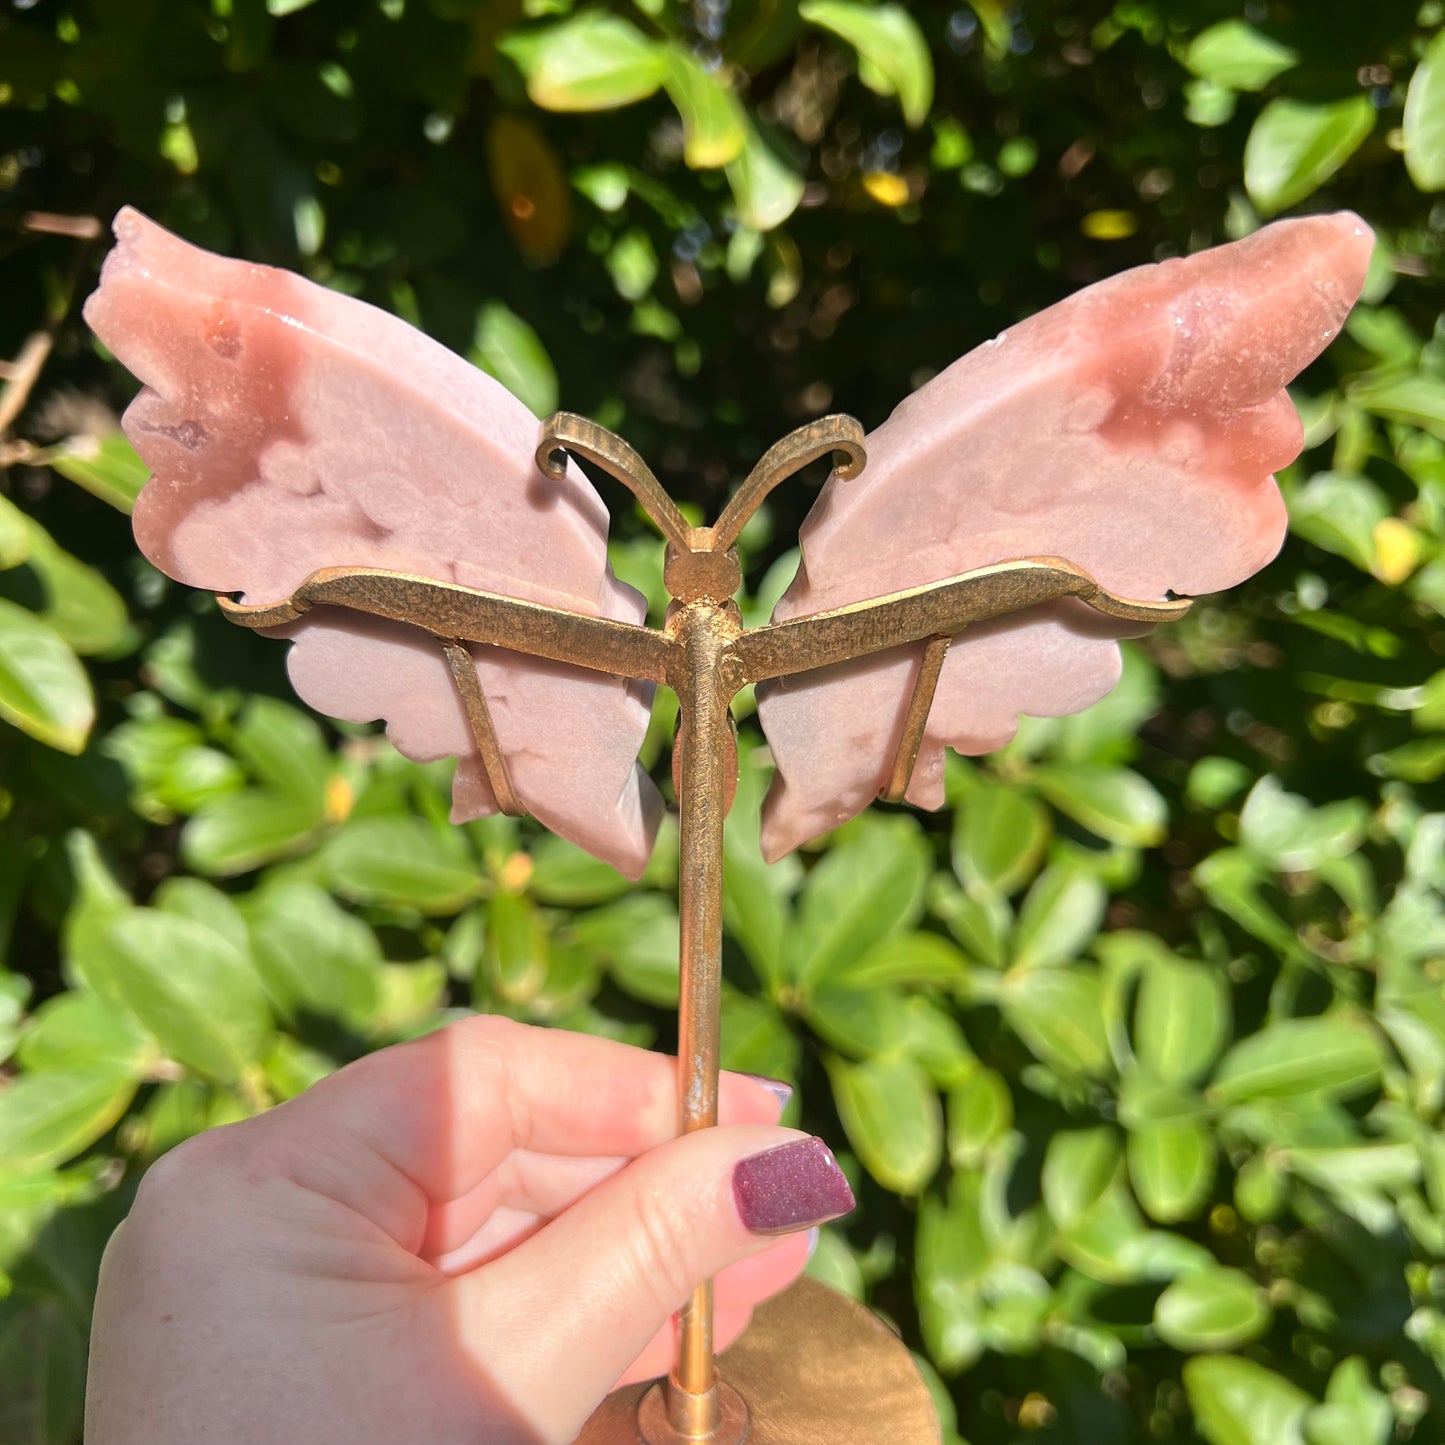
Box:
82;908;273;1083
245;881;382;1030
785;816;929;990
231;697;330;809
17;992;151;1075
1043;1127;1122;1231
0;495;31;571
663;48;746;168
1062;1180;1211;1285
1034;766;1167;847
484;890;550;1004
1368;736;1445;783
1234;1155;1287;1223
569;893;680;1007
806;985;908;1057
0;1064;137;1172
0;1293;87;1444
726;119;805;232
1135;955;1230;1083
827;1052;942;1194
470;302;559;418
1404;28;1445;191
1243;97;1373;216
947;1068;1012;1167
1183;20;1298;91
1002;965;1112;1075
182;791;325;876
322;817;480;913
0;971;30;1062
0;598;93;754
1349;372;1445;437
0;1063;135;1173
1284;1143;1421;1195
1289;471;1389;572
916;1177;988;1371
805;1227;865;1299
799;1;934;125
5;520;130;657
952;783;1049;896
932;880;1012;968
1237;777;1368;872
499;12;668;112
527;835;632;907
832;931;970;991
607;227;659;301
1054;646;1161;765
1304;1358;1392;1445
1156;1268;1271;1351
373;961;448;1038
48;431;148;513
719;991;801;1084
1129;1120;1216;1223
1011;861;1107;970
1210;1018;1380;1105
1184;1356;1312;1445
898;995;975;1087
153;877;251;956
1193;849;1297;955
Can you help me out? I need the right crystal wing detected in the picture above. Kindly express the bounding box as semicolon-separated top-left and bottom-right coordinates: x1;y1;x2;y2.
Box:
756;214;1373;861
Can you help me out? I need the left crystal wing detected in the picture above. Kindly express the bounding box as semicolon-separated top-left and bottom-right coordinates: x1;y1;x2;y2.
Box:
85;209;661;876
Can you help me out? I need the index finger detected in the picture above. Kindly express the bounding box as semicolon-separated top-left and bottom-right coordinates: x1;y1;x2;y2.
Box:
262;1014;787;1245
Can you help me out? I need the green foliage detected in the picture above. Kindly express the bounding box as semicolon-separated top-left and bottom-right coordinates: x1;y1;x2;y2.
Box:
3;1;1445;1443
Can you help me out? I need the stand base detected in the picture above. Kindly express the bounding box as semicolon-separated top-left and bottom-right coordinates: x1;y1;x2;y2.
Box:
574;1276;941;1444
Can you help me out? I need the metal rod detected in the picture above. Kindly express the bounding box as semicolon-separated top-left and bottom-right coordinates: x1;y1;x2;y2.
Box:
880;634;951;803
440;639;525;818
664;602;736;1439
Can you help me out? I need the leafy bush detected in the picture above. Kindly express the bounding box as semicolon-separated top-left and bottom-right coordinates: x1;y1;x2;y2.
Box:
2;2;1444;1442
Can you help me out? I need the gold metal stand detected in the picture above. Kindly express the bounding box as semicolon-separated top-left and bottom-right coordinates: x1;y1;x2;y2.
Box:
220;412;1191;1444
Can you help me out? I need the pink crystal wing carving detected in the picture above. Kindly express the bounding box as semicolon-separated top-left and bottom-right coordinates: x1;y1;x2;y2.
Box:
756;213;1373;861
85;208;661;877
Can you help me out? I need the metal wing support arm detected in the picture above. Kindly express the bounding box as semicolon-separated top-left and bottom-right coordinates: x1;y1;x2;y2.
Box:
217;556;1191;809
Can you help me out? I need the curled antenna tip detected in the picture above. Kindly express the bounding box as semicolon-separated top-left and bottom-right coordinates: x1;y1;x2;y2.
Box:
536;445;569;480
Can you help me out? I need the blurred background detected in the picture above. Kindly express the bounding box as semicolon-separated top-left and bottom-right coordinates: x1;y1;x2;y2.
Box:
2;1;1444;1441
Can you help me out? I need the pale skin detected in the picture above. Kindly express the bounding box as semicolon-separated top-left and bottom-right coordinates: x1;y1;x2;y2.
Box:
86;1016;818;1444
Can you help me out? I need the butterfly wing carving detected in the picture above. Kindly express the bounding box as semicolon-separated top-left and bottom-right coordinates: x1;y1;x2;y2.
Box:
756;213;1374;861
85;209;661;877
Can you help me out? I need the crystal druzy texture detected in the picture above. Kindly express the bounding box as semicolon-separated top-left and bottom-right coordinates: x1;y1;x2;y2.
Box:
85;209;661;877
756;213;1374;861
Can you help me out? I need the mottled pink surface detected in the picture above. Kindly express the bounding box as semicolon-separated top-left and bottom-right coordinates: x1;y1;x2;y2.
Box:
85;208;661;876
757;214;1373;861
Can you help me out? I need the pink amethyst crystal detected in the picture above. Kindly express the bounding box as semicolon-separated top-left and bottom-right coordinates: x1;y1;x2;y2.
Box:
756;213;1373;861
85;208;661;876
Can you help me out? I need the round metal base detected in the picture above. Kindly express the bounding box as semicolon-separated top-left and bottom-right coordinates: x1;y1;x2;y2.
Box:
573;1276;940;1444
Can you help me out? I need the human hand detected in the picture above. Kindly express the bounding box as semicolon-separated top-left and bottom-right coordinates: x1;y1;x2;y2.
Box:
85;1016;855;1444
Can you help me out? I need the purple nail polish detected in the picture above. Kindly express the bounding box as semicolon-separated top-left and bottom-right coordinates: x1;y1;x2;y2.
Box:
733;1137;856;1236
737;1072;794;1109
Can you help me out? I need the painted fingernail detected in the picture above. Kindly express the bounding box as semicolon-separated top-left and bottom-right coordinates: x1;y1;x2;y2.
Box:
733;1137;856;1236
737;1072;794;1109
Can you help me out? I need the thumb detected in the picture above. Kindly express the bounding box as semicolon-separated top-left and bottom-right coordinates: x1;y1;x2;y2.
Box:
454;1124;854;1440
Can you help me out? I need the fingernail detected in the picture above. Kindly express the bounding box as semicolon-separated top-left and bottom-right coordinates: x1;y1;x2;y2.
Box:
737;1072;793;1110
806;1227;821;1260
733;1137;856;1236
